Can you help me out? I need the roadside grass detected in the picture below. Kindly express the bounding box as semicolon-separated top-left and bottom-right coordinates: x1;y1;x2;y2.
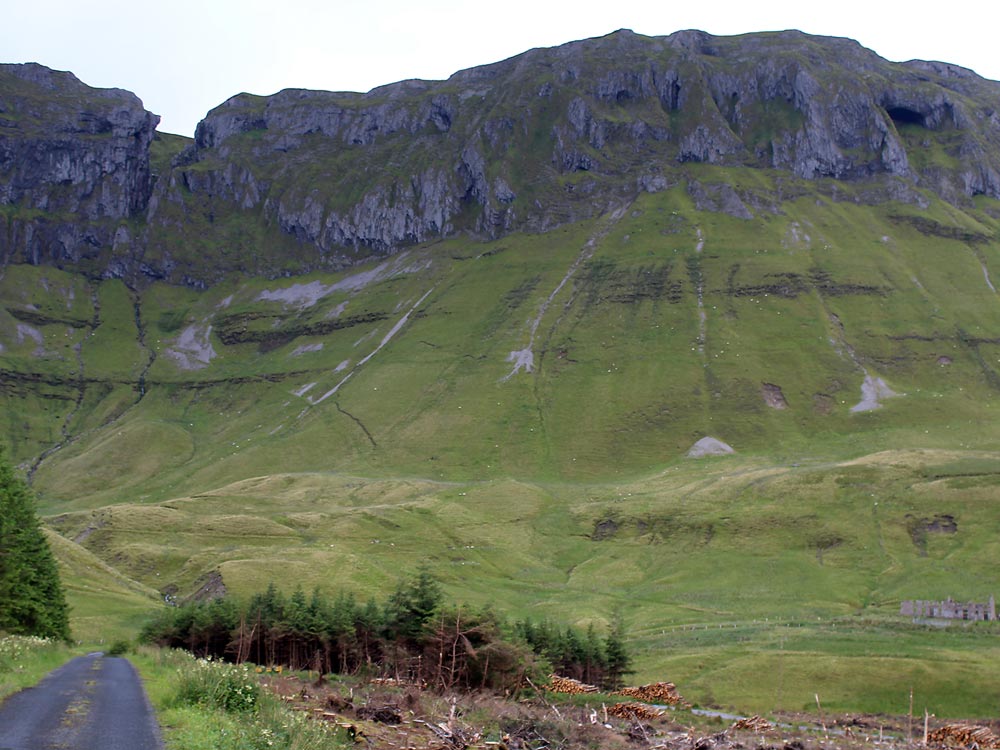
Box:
0;635;78;702
131;647;349;750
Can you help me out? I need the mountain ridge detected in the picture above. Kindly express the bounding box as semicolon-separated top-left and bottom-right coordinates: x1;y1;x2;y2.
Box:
4;29;1000;286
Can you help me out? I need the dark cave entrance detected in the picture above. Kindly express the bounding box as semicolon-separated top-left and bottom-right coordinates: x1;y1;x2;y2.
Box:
886;106;926;128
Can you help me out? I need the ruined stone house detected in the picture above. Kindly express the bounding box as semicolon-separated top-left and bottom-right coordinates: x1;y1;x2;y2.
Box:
900;596;996;621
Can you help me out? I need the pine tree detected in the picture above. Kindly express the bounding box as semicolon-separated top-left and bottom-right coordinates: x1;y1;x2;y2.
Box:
0;450;70;640
386;567;442;643
602;611;632;691
583;622;607;686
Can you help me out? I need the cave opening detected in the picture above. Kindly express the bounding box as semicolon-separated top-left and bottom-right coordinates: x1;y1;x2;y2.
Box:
887;106;926;128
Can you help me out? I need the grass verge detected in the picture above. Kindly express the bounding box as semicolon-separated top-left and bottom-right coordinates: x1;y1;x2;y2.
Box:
0;634;78;702
130;646;349;750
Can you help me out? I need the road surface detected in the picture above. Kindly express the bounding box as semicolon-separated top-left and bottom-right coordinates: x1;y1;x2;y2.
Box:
0;652;162;750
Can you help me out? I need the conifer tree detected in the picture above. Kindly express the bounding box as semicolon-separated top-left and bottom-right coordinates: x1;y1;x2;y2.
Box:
386;567;442;643
0;450;70;640
602;611;632;691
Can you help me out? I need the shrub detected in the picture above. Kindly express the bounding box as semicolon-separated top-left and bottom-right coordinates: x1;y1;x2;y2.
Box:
106;639;131;657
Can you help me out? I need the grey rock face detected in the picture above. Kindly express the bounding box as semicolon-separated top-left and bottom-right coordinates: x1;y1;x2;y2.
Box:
167;29;1000;276
194;86;455;151
688;181;754;219
0;63;158;268
5;29;1000;284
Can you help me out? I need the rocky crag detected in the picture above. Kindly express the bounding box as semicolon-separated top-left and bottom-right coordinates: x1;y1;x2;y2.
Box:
3;29;1000;285
0;63;158;274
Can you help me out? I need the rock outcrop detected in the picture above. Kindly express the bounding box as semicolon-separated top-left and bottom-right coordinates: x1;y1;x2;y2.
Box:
4;29;1000;284
0;63;159;270
687;437;736;458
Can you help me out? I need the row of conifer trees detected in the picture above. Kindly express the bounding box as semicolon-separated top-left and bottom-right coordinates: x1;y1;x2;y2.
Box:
141;570;632;692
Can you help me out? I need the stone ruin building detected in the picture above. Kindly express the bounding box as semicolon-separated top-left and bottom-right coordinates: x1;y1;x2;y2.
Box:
900;596;996;621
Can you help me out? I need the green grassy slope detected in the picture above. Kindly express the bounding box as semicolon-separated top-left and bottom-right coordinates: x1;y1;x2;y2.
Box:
42;448;1000;715
13;173;1000;493
44;529;162;643
5;170;1000;713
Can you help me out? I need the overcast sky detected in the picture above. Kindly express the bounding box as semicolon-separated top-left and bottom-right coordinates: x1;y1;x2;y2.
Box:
4;1;996;137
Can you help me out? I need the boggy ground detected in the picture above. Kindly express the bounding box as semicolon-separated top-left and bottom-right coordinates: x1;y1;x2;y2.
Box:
259;672;998;750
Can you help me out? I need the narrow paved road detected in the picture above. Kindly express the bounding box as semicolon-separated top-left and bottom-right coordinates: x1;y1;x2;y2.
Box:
0;652;162;750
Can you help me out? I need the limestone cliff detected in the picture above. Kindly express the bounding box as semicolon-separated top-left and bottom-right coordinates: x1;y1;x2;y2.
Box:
3;30;1000;284
0;63;158;271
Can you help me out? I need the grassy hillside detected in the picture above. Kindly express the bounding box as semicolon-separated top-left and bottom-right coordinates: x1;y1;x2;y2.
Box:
4;169;1000;713
44;529;162;643
43;447;1000;715
10;171;1000;493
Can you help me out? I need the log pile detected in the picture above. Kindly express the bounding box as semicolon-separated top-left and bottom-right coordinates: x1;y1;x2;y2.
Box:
928;724;1000;749
731;716;774;733
607;701;665;721
616;682;690;707
547;674;599;694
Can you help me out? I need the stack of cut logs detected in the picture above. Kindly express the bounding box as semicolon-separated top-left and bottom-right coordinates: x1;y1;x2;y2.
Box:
547;674;599;694
731;716;774;733
606;702;665;721
546;675;691;709
616;682;690;708
928;724;1000;748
